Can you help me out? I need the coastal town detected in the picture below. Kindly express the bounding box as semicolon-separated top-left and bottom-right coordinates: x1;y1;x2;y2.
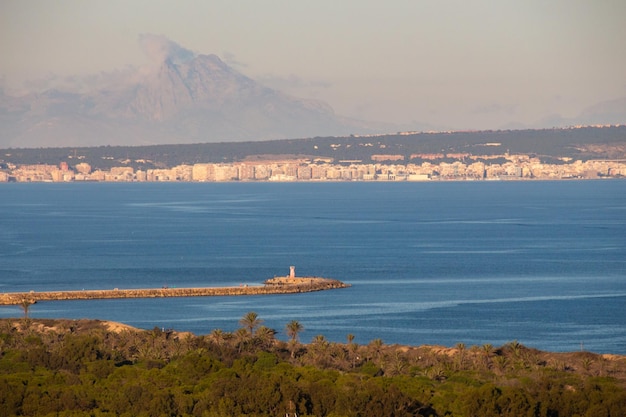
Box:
2;151;625;182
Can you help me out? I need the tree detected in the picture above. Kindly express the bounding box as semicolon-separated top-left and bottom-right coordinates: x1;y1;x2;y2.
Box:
455;342;466;370
285;320;303;359
20;299;33;318
239;311;262;335
482;343;494;369
19;299;33;327
285;320;303;343
312;334;328;347
307;334;331;366
209;329;226;347
254;326;277;350
346;334;359;368
233;328;250;353
369;338;384;367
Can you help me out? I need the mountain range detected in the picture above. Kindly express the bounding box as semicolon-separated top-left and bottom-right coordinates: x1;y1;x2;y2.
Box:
1;36;625;149
0;39;389;149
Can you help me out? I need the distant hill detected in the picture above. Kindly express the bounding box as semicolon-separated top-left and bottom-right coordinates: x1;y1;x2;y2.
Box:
0;37;388;149
579;97;626;126
1;126;624;171
3;35;623;149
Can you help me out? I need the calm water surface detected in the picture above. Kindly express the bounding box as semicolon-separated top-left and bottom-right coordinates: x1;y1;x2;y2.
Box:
1;181;625;353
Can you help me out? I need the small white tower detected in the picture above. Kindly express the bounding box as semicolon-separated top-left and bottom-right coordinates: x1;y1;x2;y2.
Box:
289;266;296;278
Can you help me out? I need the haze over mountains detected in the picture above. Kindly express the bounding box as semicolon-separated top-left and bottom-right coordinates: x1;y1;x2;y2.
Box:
0;36;391;149
1;35;624;149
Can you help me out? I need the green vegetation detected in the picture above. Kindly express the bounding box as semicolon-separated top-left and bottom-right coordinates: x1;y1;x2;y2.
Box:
1;316;625;416
2;126;625;170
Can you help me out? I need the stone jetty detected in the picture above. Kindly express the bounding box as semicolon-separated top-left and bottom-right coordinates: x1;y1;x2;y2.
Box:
0;276;350;305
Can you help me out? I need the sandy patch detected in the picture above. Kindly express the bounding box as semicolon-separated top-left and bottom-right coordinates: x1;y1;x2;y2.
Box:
102;320;139;333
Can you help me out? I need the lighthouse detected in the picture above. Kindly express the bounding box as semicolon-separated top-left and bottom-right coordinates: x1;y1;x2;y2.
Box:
289;266;296;279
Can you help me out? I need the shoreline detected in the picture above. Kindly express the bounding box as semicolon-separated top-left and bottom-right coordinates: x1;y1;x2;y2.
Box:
0;276;350;305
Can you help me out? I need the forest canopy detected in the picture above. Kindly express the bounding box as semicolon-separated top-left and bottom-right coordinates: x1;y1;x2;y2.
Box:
2;125;625;171
1;316;625;416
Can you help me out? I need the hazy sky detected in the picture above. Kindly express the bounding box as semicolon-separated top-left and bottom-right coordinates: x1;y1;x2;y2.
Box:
1;0;625;130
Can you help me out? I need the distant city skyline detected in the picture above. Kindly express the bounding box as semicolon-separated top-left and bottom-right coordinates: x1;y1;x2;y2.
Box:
1;0;625;133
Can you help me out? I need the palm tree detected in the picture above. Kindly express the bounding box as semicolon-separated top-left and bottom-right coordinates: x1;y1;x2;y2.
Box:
285;320;303;343
390;351;406;376
455;342;466;369
208;329;226;347
312;334;328;347
285;320;304;359
481;343;494;369
369;338;384;366
508;340;522;358
19;299;33;327
494;355;509;374
233;328;250;353
19;299;33;319
346;333;358;368
254;326;277;349
239;311;262;335
310;334;330;366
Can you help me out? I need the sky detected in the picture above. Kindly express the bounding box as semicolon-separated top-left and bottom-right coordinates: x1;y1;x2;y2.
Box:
1;0;625;131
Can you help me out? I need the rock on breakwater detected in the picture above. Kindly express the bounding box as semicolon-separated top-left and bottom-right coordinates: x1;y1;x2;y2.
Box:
0;277;350;305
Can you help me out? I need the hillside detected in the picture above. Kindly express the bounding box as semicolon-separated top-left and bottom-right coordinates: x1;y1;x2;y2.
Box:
0;37;383;149
1;125;625;171
1;317;624;416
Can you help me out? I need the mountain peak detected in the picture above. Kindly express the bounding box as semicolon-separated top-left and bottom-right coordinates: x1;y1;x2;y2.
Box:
138;33;195;65
128;50;262;122
0;37;384;147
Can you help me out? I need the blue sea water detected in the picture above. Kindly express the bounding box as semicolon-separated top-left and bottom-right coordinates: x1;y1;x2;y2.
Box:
1;181;625;354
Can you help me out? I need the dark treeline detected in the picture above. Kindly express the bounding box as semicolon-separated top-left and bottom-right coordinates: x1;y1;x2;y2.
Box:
1;316;625;417
1;126;625;171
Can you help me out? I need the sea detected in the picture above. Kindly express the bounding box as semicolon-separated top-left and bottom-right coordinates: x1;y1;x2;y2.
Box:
1;180;625;354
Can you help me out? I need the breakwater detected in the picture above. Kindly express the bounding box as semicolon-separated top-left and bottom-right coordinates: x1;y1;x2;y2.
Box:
0;277;350;305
